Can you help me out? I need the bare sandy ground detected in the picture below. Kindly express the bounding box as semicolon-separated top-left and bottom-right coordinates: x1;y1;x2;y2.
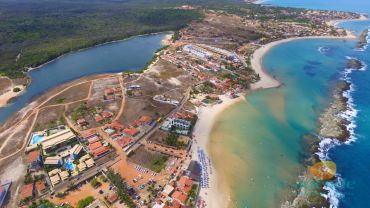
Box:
192;95;244;208
0;84;25;107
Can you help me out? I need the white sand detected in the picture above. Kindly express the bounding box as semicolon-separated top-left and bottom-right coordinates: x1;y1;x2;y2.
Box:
250;33;357;90
192;16;366;207
326;14;368;27
0;85;25;107
192;95;244;208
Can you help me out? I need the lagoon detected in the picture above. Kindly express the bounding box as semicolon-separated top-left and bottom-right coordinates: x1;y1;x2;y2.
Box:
0;32;169;123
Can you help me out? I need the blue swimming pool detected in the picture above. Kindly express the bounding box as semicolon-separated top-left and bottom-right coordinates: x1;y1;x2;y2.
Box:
65;159;75;171
31;134;45;145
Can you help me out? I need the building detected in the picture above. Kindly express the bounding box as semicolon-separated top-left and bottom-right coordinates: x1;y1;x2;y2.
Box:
116;137;134;148
70;144;83;160
160;118;191;133
44;156;62;167
123;127;139;137
108;192;118;204
172;119;191;130
77;119;88;127
35;181;47;195
20;184;34;200
27;150;42;172
0;182;11;208
183;44;212;60
171;191;187;205
40;128;77;154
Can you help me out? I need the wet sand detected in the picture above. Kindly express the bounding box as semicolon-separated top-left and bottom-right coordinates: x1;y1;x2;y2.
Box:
192;95;245;208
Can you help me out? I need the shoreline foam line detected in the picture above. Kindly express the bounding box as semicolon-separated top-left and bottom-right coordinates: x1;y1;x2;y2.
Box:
317;57;367;208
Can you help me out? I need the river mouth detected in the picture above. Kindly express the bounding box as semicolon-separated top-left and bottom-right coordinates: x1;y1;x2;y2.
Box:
0;32;170;124
210;38;359;207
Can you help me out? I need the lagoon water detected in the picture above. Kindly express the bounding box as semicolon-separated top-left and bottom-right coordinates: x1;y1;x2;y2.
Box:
0;33;168;123
211;0;370;207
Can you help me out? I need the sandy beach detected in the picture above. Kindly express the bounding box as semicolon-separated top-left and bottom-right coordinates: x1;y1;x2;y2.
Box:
250;32;358;90
191;95;245;208
0;85;25;108
192;15;367;207
326;14;368;27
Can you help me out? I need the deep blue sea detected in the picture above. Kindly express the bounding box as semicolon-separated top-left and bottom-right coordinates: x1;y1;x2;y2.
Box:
0;33;168;123
263;0;370;207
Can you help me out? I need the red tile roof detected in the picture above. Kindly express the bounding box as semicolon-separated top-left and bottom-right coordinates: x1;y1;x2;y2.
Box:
77;119;88;126
171;191;187;204
123;127;139;136
171;200;181;208
87;136;100;144
116;137;133;148
35;181;46;192
108;192;118;203
178;176;193;188
27;150;40;163
102;111;113;118
88;141;103;151
95;115;104;123
20;184;33;199
81;130;97;139
108;120;124;131
138;116;152;125
92;146;110;158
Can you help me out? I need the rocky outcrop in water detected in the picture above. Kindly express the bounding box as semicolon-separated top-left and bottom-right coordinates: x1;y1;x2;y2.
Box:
347;58;364;69
282;80;352;208
356;29;369;49
319;81;350;141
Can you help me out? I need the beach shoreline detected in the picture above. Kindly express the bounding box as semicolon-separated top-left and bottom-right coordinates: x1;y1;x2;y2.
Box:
191;95;245;208
195;15;367;208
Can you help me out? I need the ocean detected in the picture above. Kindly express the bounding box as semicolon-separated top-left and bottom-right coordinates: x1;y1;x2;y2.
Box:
210;0;370;207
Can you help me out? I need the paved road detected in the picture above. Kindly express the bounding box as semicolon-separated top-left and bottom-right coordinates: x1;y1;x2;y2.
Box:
47;157;120;196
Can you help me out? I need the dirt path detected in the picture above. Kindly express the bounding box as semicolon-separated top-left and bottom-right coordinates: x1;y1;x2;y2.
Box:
0;75;117;162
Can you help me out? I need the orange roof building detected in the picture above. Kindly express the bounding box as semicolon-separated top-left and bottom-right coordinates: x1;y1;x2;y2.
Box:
108;192;118;203
20;184;33;199
171;191;187;205
94;115;104;123
102;111;113;118
116;137;134;148
27;150;40;163
123;127;139;137
137;115;152;125
108;120;125;131
35;181;46;194
92;146;110;158
88;141;103;151
178;176;193;188
80;129;97;139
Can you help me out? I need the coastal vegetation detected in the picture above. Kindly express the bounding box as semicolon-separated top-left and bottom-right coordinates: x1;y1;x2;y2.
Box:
150;155;169;173
0;0;204;78
106;169;136;208
76;196;94;208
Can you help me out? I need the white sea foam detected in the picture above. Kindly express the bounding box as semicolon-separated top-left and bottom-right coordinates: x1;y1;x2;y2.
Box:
316;56;367;208
354;28;370;52
318;46;331;54
321;176;345;208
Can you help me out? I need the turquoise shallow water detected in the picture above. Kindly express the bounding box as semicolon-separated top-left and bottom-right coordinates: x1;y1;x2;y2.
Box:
212;38;358;207
212;0;370;207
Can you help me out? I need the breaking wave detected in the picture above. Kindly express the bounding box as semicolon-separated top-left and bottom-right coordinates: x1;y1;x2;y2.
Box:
315;56;367;208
